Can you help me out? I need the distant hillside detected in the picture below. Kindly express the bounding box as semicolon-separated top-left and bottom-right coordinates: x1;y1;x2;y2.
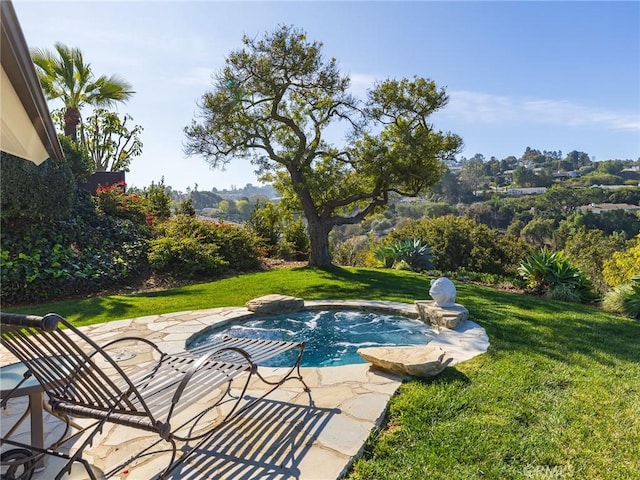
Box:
213;183;278;200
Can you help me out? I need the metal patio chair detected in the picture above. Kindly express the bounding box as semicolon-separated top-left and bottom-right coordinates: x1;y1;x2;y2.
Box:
0;312;308;479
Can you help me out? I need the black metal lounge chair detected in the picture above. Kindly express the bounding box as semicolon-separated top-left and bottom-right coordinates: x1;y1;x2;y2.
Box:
0;312;308;479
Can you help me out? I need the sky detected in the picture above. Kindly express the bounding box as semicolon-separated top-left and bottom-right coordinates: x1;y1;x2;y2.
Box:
12;0;640;192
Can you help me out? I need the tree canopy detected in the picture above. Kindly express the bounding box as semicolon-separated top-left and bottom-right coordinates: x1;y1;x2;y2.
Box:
184;25;462;266
31;43;134;142
82;109;143;172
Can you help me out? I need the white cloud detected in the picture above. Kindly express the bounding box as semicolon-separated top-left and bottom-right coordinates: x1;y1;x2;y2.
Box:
347;72;380;99
171;67;216;88
444;91;640;132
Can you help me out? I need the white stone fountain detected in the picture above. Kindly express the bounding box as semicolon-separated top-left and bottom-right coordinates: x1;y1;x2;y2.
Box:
415;277;469;329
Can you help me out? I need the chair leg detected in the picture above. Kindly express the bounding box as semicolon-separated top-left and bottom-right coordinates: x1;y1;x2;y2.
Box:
53;416;109;480
157;438;177;480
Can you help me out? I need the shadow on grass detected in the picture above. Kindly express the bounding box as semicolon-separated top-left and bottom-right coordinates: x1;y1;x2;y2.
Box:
4;267;430;326
427;367;471;386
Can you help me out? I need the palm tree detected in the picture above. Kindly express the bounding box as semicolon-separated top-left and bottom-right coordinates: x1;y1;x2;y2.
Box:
31;42;134;142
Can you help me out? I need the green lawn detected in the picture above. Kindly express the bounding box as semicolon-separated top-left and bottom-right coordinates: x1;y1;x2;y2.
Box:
4;267;640;479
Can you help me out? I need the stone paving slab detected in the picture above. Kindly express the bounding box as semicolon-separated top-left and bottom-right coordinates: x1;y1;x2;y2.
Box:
1;302;488;479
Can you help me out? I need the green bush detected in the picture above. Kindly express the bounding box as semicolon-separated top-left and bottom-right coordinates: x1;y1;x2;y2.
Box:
176;198;196;217
58;134;94;182
279;219;310;261
373;244;396;269
380;216;529;276
247;201;283;256
561;228;627;295
518;247;595;303
544;283;583;303
602;276;640;318
247;202;310;261
211;222;263;270
451;269;525;290
1;191;149;304
148;217;261;278
332;236;371;267
1;152;75;226
603;284;636;318
95;181;149;226
1;137;95;227
147;236;226;277
144;178;172;221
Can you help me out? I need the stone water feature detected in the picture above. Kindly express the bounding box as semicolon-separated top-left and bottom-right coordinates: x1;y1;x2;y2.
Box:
414;277;469;329
357;277;484;378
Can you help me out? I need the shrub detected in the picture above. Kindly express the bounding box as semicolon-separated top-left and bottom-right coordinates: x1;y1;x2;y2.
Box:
562;228;628;295
518;247;595;303
1;191;149;304
279;219;310;261
380;216;529;276
148;217;261;278
144;178;172;221
602;276;640;318
95;181;149;226
176;198;196;217
147;236;226;277
545;283;583;303
451;269;525;290
332;236;371;267
247;201;283;256
58;134;94;182
210;222;262;271
603;236;640;287
373;244;396;269
1;152;75;226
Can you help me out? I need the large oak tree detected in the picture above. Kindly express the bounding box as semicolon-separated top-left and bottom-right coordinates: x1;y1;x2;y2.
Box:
184;26;462;267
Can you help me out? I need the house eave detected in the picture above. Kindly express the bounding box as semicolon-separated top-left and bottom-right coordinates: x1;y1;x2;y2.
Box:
1;0;64;164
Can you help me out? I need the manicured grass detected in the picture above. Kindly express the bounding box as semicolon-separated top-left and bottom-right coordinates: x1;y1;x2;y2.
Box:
4;267;640;478
2;267;429;326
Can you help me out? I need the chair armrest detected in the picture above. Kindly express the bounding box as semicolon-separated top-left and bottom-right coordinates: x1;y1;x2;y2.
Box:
98;336;166;356
167;347;254;421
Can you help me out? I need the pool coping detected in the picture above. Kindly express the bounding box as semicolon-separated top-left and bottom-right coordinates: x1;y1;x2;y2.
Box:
184;299;490;373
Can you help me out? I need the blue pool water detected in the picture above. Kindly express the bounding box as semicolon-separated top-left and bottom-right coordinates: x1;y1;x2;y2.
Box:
189;310;437;367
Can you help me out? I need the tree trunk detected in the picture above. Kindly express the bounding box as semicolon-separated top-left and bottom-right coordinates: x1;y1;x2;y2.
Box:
307;219;333;267
63;107;81;142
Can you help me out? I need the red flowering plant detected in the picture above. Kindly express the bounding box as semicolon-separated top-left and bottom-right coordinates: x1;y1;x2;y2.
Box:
95;181;149;226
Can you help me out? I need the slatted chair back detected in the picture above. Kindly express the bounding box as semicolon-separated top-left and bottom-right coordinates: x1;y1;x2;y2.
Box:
0;313;154;421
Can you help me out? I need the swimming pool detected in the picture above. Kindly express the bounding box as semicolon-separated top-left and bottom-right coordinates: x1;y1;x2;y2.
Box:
189;309;437;367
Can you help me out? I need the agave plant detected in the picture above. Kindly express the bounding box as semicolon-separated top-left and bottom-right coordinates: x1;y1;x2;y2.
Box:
518;247;594;302
396;238;434;272
373;244;397;268
375;238;434;272
517;247;556;293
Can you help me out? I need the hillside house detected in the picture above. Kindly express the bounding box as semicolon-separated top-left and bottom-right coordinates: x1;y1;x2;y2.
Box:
577;203;640;214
